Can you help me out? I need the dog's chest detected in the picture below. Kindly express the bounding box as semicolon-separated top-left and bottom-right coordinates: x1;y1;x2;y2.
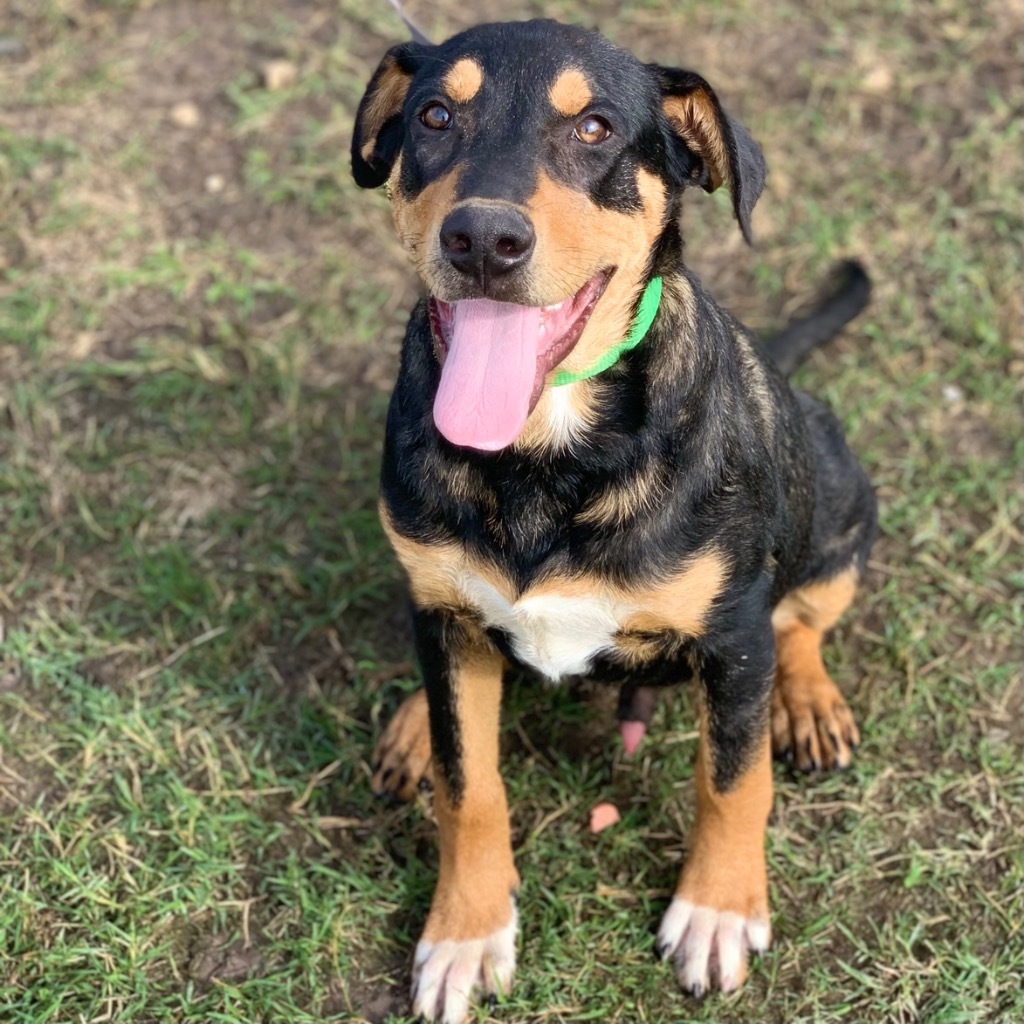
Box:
458;571;634;681
384;513;725;680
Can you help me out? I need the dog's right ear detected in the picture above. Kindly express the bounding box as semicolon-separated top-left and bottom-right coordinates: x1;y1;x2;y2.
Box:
351;42;430;188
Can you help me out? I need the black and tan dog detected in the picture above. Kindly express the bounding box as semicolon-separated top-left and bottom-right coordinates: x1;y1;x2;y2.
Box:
351;19;876;1023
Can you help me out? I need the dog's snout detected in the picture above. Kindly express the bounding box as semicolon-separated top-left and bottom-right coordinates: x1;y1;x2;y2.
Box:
440;204;535;285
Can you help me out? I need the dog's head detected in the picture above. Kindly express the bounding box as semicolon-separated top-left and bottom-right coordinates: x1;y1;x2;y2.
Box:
352;20;765;451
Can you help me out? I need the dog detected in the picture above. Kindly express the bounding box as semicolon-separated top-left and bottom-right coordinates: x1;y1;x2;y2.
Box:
351;19;876;1023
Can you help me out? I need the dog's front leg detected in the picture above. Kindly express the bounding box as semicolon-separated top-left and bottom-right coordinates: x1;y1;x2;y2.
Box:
410;608;519;1024
658;618;775;997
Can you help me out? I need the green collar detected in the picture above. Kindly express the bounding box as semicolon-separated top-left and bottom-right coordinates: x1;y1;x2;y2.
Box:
551;276;663;387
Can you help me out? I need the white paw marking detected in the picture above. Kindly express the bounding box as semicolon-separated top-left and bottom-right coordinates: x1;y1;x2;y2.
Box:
411;908;518;1024
657;897;770;995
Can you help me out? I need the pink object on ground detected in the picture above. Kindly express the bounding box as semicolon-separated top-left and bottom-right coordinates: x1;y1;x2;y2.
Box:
589;802;621;834
619;719;647;757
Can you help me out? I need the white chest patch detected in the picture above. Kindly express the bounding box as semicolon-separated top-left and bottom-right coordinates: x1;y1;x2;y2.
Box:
543;385;590;450
458;571;633;681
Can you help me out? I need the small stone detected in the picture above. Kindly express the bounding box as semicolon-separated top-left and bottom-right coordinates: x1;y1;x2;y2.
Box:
261;59;298;91
170;101;201;128
942;383;964;404
71;332;97;359
861;64;894;95
205;174;226;194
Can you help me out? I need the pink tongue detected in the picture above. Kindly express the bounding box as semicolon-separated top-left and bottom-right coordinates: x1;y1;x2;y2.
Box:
433;298;544;451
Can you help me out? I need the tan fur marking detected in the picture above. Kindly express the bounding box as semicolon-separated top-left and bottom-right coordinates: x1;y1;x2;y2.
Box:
425;645;519;941
614;630;685;669
662;91;729;190
618;548;728;638
360;57;412;165
548;66;592;117
380;503;510;610
526;168;668;386
676;700;771;924
577;461;667;526
443;57;485;104
771;566;858;634
391;164;463;283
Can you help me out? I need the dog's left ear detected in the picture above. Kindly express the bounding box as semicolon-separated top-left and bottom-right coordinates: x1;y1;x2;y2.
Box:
351;42;430;189
649;65;766;244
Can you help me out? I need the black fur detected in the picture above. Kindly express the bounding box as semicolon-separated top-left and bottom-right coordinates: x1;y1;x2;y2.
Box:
412;607;466;803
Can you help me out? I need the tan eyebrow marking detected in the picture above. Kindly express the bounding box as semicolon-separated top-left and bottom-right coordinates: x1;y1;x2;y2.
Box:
442;57;485;103
548;66;593;117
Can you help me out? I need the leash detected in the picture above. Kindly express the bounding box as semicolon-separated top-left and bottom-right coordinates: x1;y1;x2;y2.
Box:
551;276;663;386
385;0;432;45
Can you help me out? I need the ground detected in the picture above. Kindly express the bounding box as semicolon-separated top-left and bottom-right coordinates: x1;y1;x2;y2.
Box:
0;1;1021;1022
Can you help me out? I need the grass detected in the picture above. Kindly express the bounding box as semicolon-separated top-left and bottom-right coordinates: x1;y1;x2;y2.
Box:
0;0;1021;1022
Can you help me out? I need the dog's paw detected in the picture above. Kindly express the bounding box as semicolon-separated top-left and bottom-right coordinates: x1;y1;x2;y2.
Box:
371;688;433;800
411;910;517;1024
770;673;859;772
657;897;770;997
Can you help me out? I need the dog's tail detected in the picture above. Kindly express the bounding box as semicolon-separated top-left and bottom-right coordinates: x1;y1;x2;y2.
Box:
762;260;871;377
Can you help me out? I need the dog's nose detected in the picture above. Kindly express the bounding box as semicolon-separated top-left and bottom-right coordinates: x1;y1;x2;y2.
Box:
440;204;535;285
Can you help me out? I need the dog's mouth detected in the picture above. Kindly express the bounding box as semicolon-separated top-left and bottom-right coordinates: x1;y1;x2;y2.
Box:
428;269;612;451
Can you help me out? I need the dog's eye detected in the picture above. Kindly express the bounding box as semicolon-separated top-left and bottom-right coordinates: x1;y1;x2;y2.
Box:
574;115;612;145
420;103;453;130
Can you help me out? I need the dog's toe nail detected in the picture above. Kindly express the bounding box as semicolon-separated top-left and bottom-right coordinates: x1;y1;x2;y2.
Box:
691;982;703;1000
418;777;430;792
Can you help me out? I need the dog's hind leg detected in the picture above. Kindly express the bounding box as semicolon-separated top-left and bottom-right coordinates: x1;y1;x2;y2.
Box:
770;567;861;772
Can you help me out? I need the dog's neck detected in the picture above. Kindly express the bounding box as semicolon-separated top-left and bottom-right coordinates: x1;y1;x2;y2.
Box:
550;276;664;388
511;229;725;458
